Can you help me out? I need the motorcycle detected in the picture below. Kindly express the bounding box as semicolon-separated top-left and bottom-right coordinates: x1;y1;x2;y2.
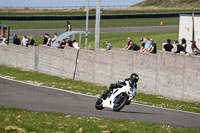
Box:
95;81;136;112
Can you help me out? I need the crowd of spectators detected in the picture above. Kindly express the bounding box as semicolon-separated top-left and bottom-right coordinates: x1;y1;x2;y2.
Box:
12;33;35;47
119;37;157;54
106;36;200;56
8;32;200;56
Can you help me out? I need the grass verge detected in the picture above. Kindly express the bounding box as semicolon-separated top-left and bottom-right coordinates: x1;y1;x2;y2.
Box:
0;106;199;133
0;65;200;114
0;17;178;30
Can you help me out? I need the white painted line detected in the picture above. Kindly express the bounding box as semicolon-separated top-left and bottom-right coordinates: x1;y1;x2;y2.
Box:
0;76;200;116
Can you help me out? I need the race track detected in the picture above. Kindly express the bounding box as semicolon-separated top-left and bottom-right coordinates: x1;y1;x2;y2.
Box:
0;77;200;129
11;25;178;36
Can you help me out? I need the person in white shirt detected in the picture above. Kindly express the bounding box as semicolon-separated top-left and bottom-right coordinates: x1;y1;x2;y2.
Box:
21;36;29;47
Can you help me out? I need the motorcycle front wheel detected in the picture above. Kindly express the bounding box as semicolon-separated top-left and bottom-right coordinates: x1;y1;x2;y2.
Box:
95;98;104;110
113;92;128;112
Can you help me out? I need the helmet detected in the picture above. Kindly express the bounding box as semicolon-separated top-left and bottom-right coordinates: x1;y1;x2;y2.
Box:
130;73;139;83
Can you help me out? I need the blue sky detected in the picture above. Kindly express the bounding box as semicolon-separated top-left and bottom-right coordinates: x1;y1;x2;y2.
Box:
0;0;144;7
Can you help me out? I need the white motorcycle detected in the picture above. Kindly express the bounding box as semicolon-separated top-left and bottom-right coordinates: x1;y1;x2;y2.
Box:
95;81;136;112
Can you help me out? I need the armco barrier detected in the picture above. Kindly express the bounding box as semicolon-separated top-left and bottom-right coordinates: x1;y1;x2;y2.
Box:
0;13;181;21
0;44;200;102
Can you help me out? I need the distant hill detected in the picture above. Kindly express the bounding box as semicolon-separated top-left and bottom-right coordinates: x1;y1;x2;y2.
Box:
130;0;200;10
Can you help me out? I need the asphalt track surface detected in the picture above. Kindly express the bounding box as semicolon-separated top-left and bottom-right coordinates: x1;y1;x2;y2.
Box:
0;77;200;129
11;25;178;36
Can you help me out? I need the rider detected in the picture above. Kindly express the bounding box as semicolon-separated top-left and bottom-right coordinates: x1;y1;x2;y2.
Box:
101;73;139;100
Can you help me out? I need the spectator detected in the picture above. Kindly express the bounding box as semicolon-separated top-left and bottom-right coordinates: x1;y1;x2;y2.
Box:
181;38;187;52
21;36;29;47
191;41;200;55
27;36;35;46
144;38;152;52
58;39;66;49
72;40;80;49
139;38;151;52
174;41;185;54
123;37;132;49
138;38;145;52
65;38;73;48
12;33;16;44
105;40;113;51
52;33;58;43
42;34;48;45
13;35;21;45
0;36;7;45
129;41;140;51
46;34;52;46
163;39;173;52
148;38;157;54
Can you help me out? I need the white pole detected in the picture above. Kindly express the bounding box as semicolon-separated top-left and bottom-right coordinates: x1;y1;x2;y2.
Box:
95;0;101;49
85;0;89;49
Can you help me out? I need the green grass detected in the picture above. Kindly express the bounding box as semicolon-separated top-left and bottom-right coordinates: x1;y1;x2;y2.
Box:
0;17;179;30
0;106;199;133
0;65;200;114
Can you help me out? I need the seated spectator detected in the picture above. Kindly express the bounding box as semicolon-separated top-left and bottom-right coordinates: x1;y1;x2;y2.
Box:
105;40;113;51
52;33;58;43
191;41;200;55
148;38;157;54
140;38;151;52
72;40;80;49
21;36;29;47
163;39;173;52
27;36;35;46
130;41;140;51
12;33;16;44
65;38;73;48
123;37;132;49
181;38;187;52
46;34;52;46
58;39;66;49
13;35;21;45
42;34;48;45
0;36;7;45
174;41;185;54
138;38;145;52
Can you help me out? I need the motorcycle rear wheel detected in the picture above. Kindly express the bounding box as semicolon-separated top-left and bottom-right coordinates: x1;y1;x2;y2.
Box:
113;92;128;112
95;98;104;110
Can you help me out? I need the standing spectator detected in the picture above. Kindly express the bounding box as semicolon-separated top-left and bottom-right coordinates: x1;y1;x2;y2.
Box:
66;20;72;32
174;41;185;54
21;36;29;47
52;33;58;43
123;37;132;49
105;40;113;51
148;38;157;54
13;35;21;45
72;40;80;49
27;36;35;46
163;39;174;52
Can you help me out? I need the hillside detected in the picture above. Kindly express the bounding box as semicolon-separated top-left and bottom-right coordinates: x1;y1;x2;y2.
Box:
131;0;200;10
